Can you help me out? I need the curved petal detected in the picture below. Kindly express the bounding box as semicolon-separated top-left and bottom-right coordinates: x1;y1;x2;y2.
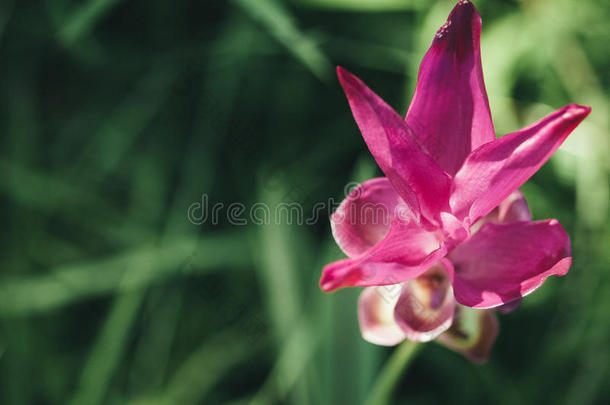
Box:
496;190;531;223
440;211;470;244
405;0;494;175
450;104;591;224
358;286;406;346
337;67;452;223
496;299;521;314
393;262;456;342
471;189;531;233
320;219;445;292
436;306;499;363
331;178;409;258
448;220;571;308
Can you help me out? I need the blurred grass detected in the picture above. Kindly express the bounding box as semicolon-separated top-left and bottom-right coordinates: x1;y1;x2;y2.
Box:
294;0;425;12
233;0;332;81
0;0;609;404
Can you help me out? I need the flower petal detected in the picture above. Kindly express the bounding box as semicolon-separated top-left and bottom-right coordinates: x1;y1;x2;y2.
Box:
405;0;494;175
495;190;531;223
448;220;571;308
358;286;406;346
470;189;531;233
450;104;591;224
393;262;456;342
331;178;408;258
436;306;499;363
496;299;521;314
320;219;445;292
337;67;452;223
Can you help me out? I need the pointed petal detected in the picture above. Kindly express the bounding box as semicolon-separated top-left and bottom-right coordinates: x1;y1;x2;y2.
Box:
450;104;591;223
448;220;571;308
436;306;499;363
320;219;445;292
393;262;456;342
337;67;452;222
405;0;494;175
331;178;410;258
358;286;406;346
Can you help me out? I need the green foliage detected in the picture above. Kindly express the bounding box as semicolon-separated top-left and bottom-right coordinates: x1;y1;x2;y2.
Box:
0;0;609;404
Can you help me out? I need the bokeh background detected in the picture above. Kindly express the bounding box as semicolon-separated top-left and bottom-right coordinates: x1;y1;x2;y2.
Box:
1;0;609;404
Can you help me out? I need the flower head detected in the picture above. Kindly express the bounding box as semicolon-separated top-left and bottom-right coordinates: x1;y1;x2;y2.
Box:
320;0;590;361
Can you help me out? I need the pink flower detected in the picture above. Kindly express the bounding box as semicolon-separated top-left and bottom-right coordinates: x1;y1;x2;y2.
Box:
320;1;590;360
357;190;526;362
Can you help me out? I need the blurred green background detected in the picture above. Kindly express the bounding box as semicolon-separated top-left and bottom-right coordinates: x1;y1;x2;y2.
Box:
1;0;609;404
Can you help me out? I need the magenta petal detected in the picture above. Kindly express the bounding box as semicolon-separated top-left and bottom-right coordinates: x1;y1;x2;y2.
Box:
337;67;452;223
331;177;406;258
471;189;531;232
495;190;531;223
393;262;456;342
450;104;591;224
405;0;494;175
358;286;406;346
449;220;571;308
320;219;445;292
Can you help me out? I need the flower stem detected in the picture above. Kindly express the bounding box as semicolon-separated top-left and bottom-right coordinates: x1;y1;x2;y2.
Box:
363;341;422;405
